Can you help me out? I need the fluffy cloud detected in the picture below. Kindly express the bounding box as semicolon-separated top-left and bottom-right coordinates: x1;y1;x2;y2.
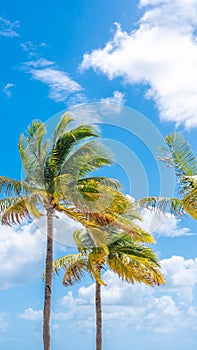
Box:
0;210;84;289
140;208;192;236
22;256;197;334
22;59;82;102
80;0;197;129
18;308;42;321
0;17;19;37
100;91;125;106
161;256;197;302
73;260;197;333
0;222;45;289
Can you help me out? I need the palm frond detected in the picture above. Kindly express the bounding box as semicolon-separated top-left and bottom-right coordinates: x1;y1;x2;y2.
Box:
56;205;99;229
53;113;73;145
61;140;112;178
0;176;30;196
25;194;43;219
45;124;99;180
18;121;48;186
1;197;29;225
87;252;106;286
137;196;184;216
183;188;197;220
53;254;87;286
0;197;23;212
73;229;94;251
109;213;156;244
107;251;165;286
159;132;197;177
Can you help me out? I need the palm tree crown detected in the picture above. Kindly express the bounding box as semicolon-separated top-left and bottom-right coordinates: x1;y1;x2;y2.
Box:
138;132;197;220
53;229;165;350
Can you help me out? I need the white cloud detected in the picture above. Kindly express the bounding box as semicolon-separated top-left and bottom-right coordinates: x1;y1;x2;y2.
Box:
0;17;19;37
100;91;125;106
66;93;88;108
0;222;45;289
140;208;192;236
161;256;197;302
23;58;53;68
80;1;197;129
0;208;86;290
21;41;47;55
2;83;15;98
18;308;42;321
20;256;197;334
22;59;83;102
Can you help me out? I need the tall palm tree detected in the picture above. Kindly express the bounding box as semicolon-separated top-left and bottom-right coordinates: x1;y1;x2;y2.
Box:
0;113;154;350
53;229;165;350
138;132;197;220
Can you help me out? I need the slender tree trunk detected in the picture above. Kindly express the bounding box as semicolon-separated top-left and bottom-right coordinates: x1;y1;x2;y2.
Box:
96;281;102;350
43;208;53;350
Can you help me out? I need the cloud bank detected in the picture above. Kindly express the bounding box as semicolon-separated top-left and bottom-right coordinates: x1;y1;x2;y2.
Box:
81;0;197;129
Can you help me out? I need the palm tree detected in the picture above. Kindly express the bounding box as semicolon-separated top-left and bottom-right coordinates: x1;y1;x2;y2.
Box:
138;132;197;220
53;229;165;350
0;113;154;350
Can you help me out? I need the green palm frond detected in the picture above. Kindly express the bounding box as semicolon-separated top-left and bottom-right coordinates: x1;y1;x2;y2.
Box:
0;176;31;196
137;196;184;216
159;132;197;177
53;174;73;201
73;229;94;252
78;177;121;190
53;113;73;145
60;178;122;213
26;120;45;142
61;140;112;178
52;253;87;286
19;121;48;186
109;213;155;244
107;249;164;287
46;124;99;180
85;227;110;249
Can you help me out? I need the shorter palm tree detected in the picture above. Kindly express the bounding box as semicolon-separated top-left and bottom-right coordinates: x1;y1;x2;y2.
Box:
138;132;197;220
53;229;165;350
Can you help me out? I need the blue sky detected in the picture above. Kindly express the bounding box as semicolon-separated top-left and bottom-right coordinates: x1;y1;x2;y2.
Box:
1;0;197;349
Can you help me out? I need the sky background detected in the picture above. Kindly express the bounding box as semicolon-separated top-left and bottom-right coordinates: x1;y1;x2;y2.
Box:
1;0;197;349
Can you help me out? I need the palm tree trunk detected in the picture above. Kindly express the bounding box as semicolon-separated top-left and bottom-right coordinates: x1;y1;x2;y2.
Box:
43;208;53;350
96;281;102;350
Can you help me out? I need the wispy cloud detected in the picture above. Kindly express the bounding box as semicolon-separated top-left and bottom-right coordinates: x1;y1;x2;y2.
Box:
20;41;47;57
0;16;19;37
80;0;197;129
21;41;47;52
2;83;15;97
22;59;83;102
0;313;8;333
